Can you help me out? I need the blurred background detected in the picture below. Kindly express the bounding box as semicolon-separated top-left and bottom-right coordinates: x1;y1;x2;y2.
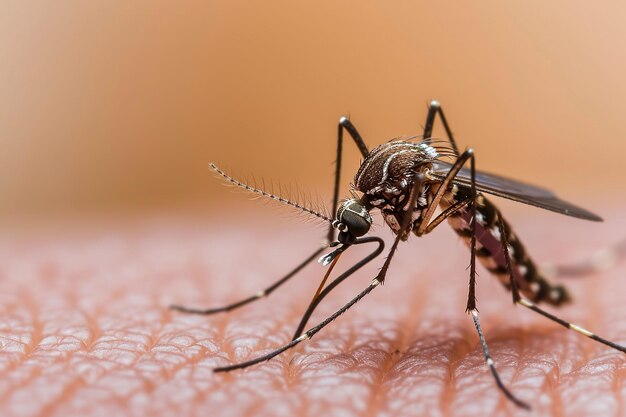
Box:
1;1;625;226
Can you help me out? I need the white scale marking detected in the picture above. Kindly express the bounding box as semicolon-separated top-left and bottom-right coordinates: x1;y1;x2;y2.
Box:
518;299;594;337
569;323;594;337
296;333;310;341
518;299;534;308
371;198;385;206
381;149;413;184
357;142;434;188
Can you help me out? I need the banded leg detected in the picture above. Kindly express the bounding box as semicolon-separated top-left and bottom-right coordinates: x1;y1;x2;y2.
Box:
413;146;480;307
215;170;426;372
517;299;626;354
467;149;478;312
216;236;386;372
497;217;626;355
214;278;382;372
437;149;529;407
423;100;460;156
170;245;326;315
469;309;530;409
420;197;472;236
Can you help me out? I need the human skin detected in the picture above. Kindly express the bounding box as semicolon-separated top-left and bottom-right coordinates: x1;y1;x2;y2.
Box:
0;207;624;417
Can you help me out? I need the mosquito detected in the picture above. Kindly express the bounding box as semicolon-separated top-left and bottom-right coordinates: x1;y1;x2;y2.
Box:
171;100;625;409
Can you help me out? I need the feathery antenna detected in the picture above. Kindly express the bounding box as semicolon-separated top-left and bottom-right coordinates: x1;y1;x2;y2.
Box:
209;162;334;224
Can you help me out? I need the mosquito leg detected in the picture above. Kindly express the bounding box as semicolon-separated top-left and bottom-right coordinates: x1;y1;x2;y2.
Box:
214;277;382;372
329;117;370;242
469;309;531;409
496;215;522;304
423;100;460;156
421;197;472;235
291;236;385;340
456;151;530;408
516;299;626;354
413;147;480;307
466;149;478;313
215;171;424;372
496;217;626;354
416;148;474;236
410;146;481;306
170;245;327;315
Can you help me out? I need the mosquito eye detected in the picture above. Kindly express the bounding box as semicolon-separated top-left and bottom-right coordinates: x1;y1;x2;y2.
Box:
337;199;372;237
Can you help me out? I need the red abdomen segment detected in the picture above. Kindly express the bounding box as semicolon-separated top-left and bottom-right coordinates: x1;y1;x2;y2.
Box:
444;193;570;306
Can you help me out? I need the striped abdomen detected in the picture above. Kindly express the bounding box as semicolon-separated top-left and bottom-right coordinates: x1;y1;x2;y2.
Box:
442;188;571;306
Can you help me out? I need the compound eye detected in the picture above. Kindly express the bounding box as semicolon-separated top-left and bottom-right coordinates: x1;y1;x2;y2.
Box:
337;199;372;237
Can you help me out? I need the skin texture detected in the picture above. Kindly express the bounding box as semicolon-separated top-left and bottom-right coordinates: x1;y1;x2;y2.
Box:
0;207;624;417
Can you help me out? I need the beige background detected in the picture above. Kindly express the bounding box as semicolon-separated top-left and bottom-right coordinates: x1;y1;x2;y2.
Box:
1;1;625;221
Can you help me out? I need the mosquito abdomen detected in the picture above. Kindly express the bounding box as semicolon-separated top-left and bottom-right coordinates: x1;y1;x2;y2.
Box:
444;190;571;306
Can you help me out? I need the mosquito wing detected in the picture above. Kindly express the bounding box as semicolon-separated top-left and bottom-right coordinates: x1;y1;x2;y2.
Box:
430;161;602;221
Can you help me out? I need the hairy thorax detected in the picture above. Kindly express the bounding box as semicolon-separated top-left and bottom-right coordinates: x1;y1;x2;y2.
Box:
354;141;439;239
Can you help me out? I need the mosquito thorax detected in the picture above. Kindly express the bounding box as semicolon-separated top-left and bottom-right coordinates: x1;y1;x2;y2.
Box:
354;141;437;211
336;198;372;238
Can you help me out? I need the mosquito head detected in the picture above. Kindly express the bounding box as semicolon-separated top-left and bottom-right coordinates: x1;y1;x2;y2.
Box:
336;198;372;238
